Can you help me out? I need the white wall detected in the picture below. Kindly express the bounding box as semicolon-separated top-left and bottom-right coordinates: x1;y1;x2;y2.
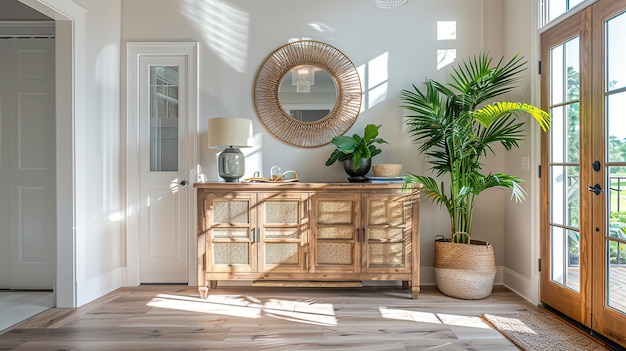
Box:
70;0;123;305
120;0;539;288
502;0;541;304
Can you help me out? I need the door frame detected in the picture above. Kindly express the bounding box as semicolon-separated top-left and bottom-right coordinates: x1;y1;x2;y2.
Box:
539;7;592;325
126;42;198;286
540;1;626;346
19;0;85;308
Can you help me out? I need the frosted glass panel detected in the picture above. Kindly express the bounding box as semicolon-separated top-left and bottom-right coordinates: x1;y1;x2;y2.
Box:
150;66;179;172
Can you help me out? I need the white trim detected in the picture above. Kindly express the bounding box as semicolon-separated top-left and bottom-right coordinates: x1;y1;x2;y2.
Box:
126;42;199;287
530;0;543;308
0;21;54;37
18;0;86;308
20;0;86;20
76;268;123;306
503;267;540;304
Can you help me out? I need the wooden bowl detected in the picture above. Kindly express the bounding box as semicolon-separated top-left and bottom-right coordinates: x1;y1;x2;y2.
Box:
372;164;402;177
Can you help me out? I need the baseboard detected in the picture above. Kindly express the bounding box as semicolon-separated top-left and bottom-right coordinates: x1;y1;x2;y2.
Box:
503;267;539;305
76;267;123;307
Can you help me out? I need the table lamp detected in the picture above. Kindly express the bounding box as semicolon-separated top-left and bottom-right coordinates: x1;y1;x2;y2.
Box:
207;117;253;182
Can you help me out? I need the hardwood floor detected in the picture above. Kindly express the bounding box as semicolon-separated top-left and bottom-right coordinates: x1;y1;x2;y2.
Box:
0;285;541;350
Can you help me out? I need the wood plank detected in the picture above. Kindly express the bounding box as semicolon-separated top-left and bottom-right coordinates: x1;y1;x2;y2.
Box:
0;285;608;350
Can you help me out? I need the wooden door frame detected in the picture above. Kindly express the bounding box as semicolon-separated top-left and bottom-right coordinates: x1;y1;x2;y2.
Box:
590;0;626;345
541;1;626;346
540;7;593;326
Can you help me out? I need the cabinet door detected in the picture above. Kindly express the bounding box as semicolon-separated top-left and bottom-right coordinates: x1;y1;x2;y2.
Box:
310;193;360;273
362;193;411;273
206;192;257;273
257;192;308;273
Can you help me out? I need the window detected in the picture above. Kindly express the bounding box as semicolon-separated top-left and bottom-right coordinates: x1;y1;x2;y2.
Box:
541;0;592;27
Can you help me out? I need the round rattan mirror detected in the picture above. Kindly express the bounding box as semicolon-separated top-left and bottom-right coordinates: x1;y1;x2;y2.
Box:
254;40;362;147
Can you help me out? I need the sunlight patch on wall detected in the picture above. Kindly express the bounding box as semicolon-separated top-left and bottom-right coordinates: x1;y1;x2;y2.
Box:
437;21;457;40
308;22;335;33
366;52;390;109
181;0;249;73
357;64;366;113
437;49;456;70
437;21;456;70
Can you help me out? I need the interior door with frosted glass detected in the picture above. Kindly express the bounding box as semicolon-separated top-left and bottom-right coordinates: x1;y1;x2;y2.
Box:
138;56;188;283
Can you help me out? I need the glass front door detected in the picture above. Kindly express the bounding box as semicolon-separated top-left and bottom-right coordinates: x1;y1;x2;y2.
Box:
541;0;626;346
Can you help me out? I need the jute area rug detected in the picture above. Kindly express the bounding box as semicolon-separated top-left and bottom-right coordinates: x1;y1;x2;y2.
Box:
481;312;608;351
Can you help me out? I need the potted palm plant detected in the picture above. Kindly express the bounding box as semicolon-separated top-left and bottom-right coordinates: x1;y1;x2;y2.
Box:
400;53;550;299
325;124;388;182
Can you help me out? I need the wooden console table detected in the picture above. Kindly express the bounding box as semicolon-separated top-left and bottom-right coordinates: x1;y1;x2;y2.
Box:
194;182;420;299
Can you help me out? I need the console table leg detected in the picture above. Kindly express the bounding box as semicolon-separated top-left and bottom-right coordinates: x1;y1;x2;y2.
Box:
411;287;420;299
210;280;218;289
198;285;209;299
402;281;409;289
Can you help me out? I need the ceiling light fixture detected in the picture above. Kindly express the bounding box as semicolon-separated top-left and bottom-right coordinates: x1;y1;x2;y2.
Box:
374;0;408;9
292;65;315;93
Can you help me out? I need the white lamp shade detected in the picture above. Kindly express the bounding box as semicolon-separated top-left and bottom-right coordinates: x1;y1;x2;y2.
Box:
207;117;253;148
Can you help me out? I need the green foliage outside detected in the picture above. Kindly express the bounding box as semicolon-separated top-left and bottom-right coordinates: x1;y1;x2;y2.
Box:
565;66;626;265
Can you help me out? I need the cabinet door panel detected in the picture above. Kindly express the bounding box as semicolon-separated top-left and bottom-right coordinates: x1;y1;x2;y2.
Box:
311;194;360;272
362;194;411;273
258;192;308;272
206;193;256;273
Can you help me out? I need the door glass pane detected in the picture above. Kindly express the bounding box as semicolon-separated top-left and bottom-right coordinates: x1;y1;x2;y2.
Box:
567;103;580;163
551;226;581;291
607;165;626;313
551;44;564;106
550;36;581;292
150;66;179;172
607;93;626;162
606;11;626;315
550;166;580;226
607;11;626;92
551;106;565;163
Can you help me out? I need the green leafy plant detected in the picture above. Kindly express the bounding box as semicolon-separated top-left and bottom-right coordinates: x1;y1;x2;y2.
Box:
400;53;551;243
325;124;388;170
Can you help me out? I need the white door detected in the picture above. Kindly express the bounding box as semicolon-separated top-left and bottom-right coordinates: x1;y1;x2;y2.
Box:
0;38;56;289
138;56;189;283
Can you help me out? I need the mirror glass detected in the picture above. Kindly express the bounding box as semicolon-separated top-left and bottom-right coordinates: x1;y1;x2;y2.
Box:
254;40;361;148
278;66;337;122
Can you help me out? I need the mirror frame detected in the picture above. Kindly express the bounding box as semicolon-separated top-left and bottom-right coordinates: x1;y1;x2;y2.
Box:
254;40;362;148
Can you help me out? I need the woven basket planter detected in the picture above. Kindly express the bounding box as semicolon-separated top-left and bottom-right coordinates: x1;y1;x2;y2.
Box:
434;238;496;300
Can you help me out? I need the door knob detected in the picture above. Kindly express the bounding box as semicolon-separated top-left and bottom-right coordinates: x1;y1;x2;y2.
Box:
179;180;189;186
588;183;603;195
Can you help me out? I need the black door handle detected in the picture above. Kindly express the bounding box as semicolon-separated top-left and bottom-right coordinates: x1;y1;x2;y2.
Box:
588;183;603;195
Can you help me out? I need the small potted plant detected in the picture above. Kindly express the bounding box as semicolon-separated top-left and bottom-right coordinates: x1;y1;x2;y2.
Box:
400;53;550;299
325;124;388;182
